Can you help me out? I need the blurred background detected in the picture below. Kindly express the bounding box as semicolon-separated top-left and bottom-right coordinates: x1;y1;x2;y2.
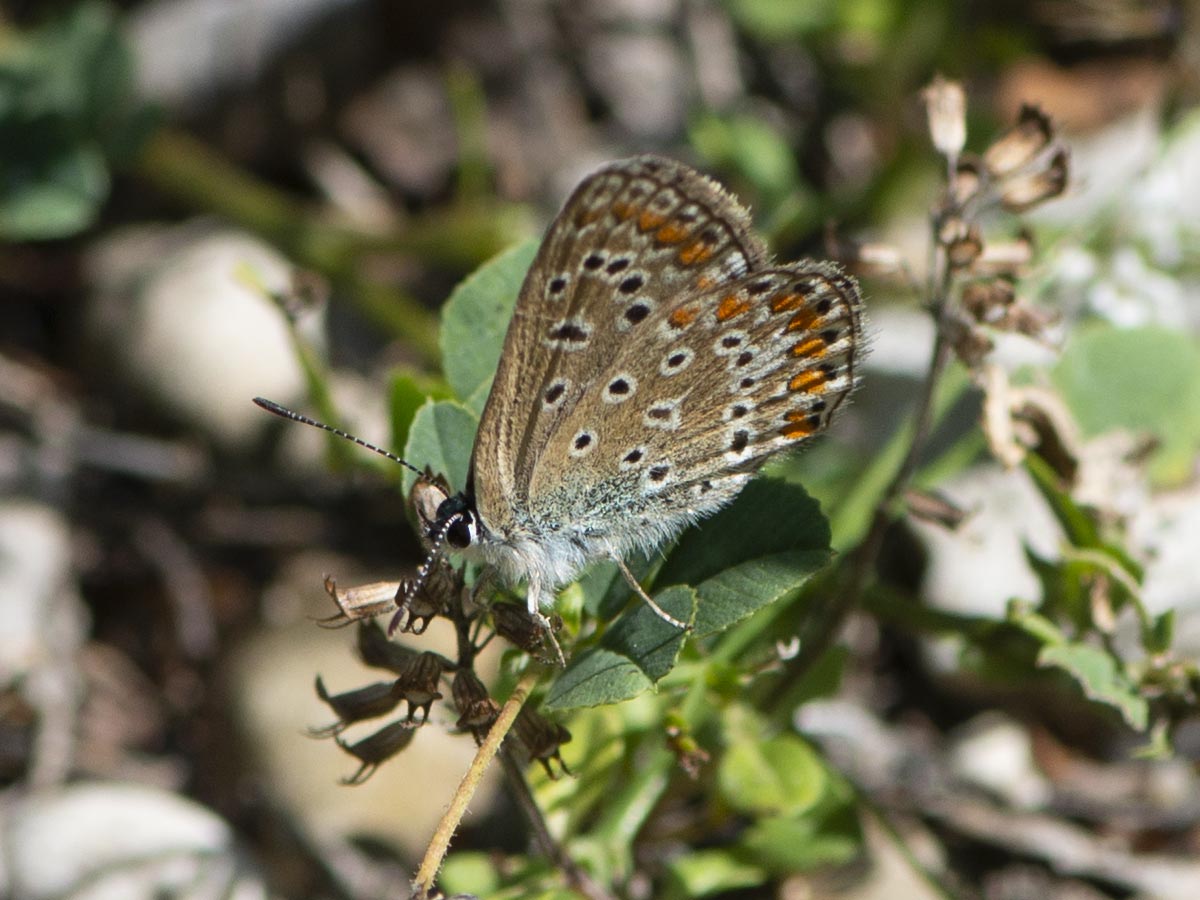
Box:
2;1;1199;898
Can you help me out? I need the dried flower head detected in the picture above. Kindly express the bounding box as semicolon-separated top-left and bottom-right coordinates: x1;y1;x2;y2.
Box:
318;576;398;627
513;707;572;779
334;720;418;785
452;670;500;739
923;75;967;161
984;105;1054;178
1000;147;1069;212
311;675;408;737
491;602;563;663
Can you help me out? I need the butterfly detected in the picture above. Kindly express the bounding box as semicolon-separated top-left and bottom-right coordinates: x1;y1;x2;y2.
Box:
260;155;863;662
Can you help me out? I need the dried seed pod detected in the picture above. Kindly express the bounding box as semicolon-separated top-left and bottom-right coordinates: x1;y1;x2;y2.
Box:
335;720;418;785
410;470;454;551
490;602;562;663
1003;301;1059;339
513;707;572;779
318;576;399;627
962;279;1016;324
947;222;984;270
984;105;1054;178
390;556;462;635
452;670;500;739
950;158;984;207
904;487;969;530
1000;147;1069;212
357;619;423;673
391;651;449;724
969;235;1034;278
310;675;407;736
922;75;966;160
945;315;994;367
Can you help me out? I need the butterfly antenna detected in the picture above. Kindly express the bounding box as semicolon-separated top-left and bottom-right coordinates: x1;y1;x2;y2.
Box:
253;397;424;478
389;513;458;635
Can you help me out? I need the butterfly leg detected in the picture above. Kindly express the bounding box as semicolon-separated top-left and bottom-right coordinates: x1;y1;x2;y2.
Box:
613;556;690;630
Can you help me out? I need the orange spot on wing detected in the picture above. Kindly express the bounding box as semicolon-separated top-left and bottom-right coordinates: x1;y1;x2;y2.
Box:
638;210;667;231
611;201;637;221
770;293;806;313
668;305;699;329
694;276;715;290
786;308;820;332
716;295;750;321
780;421;816;439
780;410;819;439
679;240;714;266
575;206;605;227
789;369;831;393
790;338;827;360
655;222;689;244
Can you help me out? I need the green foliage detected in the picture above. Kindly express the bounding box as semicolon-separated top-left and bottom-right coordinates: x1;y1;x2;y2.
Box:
369;94;1197;898
1054;324;1200;485
545;586;696;709
439;238;540;414
720;0;839;41
656;480;831;636
0;2;154;239
688;112;818;241
402;399;477;496
717;732;825;816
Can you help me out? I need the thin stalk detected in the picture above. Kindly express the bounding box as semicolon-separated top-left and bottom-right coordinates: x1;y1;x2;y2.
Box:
498;749;615;900
134;128;531;366
412;666;543;898
780;206;961;687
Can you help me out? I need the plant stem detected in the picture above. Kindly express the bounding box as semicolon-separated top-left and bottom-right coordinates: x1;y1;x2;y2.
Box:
498;749;615;900
783;215;959;684
412;666;543;898
133;127;533;366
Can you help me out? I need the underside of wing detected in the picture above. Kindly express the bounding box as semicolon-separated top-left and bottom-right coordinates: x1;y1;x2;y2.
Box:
472;155;771;533
526;262;864;537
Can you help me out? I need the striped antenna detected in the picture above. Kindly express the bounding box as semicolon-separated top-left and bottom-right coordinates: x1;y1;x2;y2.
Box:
253;397;424;478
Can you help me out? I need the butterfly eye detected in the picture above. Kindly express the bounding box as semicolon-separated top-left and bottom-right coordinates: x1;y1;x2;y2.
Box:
446;515;474;549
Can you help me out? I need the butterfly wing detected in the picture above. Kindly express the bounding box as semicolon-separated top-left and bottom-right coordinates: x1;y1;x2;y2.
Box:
472;156;770;536
525;262;863;551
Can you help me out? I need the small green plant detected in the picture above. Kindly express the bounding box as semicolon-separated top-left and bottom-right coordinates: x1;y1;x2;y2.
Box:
289;80;1197;900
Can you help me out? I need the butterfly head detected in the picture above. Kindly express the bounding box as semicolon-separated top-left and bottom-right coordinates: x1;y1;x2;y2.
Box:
432;492;478;550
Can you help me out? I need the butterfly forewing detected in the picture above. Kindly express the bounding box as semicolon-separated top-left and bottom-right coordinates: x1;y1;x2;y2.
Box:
473;156;771;533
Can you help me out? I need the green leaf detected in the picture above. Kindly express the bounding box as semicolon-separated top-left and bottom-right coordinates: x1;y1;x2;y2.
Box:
717;732;827;816
0;2;150;239
401;399;478;495
1147;610;1175;655
655;479;832;635
721;0;838;41
389;371;453;464
439;239;538;413
586;549;658;621
438;851;501;897
1037;642;1149;730
739;811;861;873
1054;324;1200;485
544;586;695;710
691;550;831;636
690;114;797;190
663;850;765;900
0;136;108;239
